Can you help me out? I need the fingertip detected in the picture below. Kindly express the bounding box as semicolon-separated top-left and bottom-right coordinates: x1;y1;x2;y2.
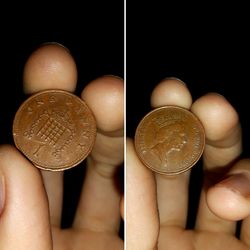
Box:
0;144;42;191
23;43;77;94
126;138;140;168
207;185;250;221
81;75;124;133
126;138;134;153
150;77;192;109
126;137;155;192
191;93;239;142
207;160;250;221
126;138;159;249
0;145;51;247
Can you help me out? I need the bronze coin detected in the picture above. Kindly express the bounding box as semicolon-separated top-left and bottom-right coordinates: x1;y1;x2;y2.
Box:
135;106;205;175
13;90;96;171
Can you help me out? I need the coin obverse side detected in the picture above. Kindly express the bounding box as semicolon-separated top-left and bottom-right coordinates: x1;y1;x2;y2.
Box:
13;90;96;171
135;106;205;175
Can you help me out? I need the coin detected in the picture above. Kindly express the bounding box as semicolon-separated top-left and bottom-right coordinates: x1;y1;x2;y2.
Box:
13;90;96;171
135;106;205;175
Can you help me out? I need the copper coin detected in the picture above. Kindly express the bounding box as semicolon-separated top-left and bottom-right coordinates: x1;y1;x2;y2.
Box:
135;106;205;175
13;90;96;171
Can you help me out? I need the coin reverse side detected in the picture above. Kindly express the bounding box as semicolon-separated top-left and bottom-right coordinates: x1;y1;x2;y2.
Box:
135;106;205;175
13;90;96;171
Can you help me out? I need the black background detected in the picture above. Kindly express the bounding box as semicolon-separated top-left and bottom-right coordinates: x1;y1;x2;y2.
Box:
0;1;124;233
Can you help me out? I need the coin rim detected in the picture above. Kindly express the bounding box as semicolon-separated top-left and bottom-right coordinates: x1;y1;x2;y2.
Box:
12;89;97;171
134;105;205;175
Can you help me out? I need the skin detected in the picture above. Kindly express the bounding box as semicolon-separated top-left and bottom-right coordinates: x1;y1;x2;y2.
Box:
127;78;250;250
0;43;124;250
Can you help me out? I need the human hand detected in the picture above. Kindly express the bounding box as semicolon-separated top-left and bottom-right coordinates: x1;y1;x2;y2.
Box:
127;78;250;250
0;43;124;250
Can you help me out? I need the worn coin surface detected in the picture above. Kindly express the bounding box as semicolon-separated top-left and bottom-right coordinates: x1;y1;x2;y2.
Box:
13;90;96;171
135;106;205;175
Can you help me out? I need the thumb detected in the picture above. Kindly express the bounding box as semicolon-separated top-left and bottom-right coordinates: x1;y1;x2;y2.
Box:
207;159;250;221
0;145;52;250
126;138;159;250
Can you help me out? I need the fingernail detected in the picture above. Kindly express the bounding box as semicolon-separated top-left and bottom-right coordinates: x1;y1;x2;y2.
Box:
205;92;226;99
0;172;5;215
162;77;186;86
39;42;71;53
216;173;250;198
103;74;124;81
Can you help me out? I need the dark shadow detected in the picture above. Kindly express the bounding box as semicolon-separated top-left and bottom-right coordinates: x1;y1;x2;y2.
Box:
61;162;87;228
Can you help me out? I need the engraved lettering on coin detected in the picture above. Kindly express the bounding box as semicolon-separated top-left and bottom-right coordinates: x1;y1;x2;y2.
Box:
13;90;97;171
35;99;44;107
27;106;33;114
135;106;205;175
49;95;56;103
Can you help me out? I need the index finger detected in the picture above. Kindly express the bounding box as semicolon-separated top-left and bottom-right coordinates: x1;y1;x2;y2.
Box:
22;42;78;227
